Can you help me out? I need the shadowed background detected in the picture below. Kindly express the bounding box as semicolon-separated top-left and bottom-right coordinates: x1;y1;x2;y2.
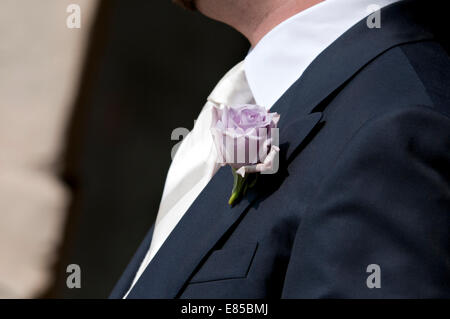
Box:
0;0;247;298
47;0;249;298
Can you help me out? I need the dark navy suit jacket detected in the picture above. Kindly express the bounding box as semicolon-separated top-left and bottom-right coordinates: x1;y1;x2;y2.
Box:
110;0;450;298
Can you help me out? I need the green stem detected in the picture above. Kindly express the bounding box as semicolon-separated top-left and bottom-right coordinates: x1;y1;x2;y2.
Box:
228;191;240;206
228;168;247;206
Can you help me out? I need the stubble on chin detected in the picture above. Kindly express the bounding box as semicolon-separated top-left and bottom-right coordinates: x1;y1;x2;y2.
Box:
173;0;196;10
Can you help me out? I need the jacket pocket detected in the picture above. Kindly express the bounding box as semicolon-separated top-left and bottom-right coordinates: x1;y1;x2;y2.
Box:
189;242;258;284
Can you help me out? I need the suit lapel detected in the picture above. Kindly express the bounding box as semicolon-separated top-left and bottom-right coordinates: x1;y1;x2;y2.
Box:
126;165;260;298
109;224;154;298
271;0;433;163
280;0;433;124
125;0;434;298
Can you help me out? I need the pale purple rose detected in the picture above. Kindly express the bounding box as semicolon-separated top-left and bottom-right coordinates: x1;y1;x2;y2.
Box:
211;104;280;177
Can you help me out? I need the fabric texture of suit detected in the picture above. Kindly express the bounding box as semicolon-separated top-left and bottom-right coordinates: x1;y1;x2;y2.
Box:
110;0;450;298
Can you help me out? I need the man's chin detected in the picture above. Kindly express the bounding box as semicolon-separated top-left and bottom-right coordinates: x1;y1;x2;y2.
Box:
173;0;196;10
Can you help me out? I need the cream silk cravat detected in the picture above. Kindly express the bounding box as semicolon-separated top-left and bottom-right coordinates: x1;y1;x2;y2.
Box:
124;61;255;297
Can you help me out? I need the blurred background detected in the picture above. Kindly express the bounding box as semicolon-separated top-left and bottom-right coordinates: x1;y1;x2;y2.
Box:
0;0;248;298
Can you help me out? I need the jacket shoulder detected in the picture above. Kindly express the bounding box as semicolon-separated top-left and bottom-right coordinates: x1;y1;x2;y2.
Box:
398;40;450;116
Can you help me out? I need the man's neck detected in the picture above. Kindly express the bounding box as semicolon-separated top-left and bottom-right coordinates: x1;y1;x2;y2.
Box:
246;0;324;46
196;0;324;47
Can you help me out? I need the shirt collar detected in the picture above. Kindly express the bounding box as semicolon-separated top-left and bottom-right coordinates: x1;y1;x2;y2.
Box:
244;0;402;109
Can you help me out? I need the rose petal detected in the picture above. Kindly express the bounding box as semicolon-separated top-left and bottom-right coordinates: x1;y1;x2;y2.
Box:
235;145;280;177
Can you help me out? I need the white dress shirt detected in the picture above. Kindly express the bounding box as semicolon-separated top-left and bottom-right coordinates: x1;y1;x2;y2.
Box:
124;0;400;297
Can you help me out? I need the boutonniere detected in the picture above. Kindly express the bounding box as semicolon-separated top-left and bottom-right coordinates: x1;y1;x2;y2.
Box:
211;103;280;206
